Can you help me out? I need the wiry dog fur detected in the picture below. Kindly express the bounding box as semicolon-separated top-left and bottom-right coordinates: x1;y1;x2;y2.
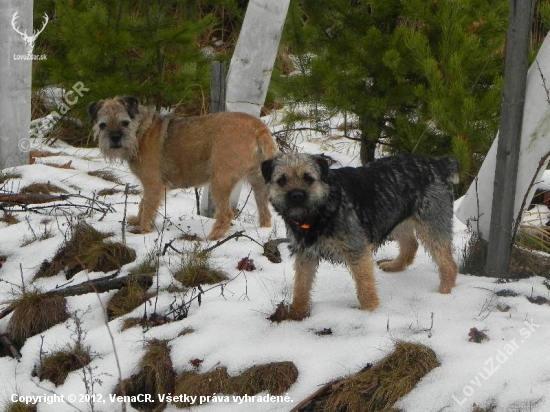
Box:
262;152;459;320
89;96;277;240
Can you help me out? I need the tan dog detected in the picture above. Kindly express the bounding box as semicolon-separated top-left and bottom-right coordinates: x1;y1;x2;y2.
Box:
88;96;277;239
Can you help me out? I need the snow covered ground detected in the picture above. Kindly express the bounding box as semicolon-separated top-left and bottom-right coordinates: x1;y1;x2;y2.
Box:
1;112;549;412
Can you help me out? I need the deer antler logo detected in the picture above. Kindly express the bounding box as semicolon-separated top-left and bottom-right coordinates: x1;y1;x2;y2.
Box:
11;12;49;55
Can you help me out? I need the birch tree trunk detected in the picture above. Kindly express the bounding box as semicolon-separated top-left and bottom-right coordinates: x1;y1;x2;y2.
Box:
456;31;550;241
201;0;289;217
0;0;33;169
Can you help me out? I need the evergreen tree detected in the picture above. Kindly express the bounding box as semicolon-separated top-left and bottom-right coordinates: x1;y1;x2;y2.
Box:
33;0;247;121
279;0;511;188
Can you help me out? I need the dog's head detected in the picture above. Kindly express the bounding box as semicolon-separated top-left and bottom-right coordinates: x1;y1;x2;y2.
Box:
261;153;330;224
88;96;141;161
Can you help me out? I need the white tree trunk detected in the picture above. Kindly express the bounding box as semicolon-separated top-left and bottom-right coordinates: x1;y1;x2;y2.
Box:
201;0;289;217
456;34;550;239
0;0;33;169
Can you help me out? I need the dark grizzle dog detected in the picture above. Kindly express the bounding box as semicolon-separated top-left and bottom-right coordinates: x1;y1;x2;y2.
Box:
261;152;459;320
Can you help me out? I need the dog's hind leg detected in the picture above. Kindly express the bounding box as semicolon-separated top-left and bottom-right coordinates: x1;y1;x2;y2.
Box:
378;219;418;272
208;174;241;240
247;170;272;228
349;247;379;311
415;224;457;294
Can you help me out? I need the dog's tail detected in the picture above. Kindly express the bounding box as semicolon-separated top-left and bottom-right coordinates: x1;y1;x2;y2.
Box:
439;156;460;185
256;125;278;161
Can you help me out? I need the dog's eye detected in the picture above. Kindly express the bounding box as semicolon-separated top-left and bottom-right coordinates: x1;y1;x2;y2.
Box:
303;173;315;184
99;122;107;130
121;120;130;127
276;175;287;187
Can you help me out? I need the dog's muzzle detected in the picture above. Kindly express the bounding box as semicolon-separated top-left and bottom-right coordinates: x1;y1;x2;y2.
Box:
287;190;307;205
109;131;123;148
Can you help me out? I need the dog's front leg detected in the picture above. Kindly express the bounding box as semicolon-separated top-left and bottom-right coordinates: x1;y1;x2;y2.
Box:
127;201;142;226
289;252;319;320
348;247;379;311
138;184;165;233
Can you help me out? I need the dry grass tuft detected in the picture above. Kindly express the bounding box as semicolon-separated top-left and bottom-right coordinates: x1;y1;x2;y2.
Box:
20;183;67;195
36;221;136;279
107;281;153;320
39;345;91;386
173;368;231;408
229;362;298;396
172;362;298;408
0;172;22;185
461;230;550;279
178;327;195;337
3;402;37;412
88;170;123;184
120;317;147;331
7;292;69;347
308;341;439;412
130;251;157;276
115;340;175;411
97;188;121;197
172;250;228;287
0;212;19;225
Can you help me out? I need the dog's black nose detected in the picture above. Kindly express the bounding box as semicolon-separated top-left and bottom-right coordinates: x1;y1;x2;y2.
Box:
110;131;122;143
289;190;306;203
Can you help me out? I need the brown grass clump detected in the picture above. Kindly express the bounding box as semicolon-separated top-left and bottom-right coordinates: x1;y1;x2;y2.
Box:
0;172;22;185
0;212;19;225
36;221;136;279
305;341;439;412
39;345;91;386
97;188;121;197
3;402;37;412
115;340;175;411
88;170;123;184
107;281;153;320
229;362;298;396
173;368;231;408
172;250;228;287
20;183;67;195
7;292;69;347
172;362;298;408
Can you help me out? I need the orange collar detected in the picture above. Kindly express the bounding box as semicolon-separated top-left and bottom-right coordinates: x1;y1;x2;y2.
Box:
292;221;310;230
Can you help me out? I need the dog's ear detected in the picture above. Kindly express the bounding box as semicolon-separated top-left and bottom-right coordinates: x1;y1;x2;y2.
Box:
314;156;330;182
261;158;275;183
87;100;103;123
121;96;140;119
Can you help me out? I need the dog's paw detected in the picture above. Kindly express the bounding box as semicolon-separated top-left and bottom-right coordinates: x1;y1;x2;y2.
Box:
377;259;406;272
438;284;453;294
359;296;379;311
268;302;309;322
127;215;140;226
